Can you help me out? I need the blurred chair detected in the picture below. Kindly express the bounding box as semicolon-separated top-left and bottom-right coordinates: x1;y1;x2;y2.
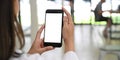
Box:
91;9;120;60
99;45;120;60
98;27;120;60
98;22;120;60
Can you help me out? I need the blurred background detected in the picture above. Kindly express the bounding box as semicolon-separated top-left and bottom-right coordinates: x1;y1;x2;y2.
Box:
19;0;120;60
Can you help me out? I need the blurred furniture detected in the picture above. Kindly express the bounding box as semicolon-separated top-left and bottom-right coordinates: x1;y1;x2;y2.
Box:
109;5;120;40
98;10;120;59
92;5;120;60
99;45;120;60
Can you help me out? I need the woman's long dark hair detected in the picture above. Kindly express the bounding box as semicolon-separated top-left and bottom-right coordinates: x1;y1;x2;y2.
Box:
0;0;25;60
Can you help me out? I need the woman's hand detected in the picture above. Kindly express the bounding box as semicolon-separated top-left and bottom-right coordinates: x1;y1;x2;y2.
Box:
28;25;54;54
62;7;75;53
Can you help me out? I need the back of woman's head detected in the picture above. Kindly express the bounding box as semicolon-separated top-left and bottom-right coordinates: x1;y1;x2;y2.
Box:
0;0;25;60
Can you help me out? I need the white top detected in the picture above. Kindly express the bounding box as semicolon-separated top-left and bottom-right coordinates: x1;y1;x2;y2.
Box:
10;51;79;60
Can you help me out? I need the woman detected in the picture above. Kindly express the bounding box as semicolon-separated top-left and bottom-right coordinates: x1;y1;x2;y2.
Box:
0;0;79;60
94;0;112;38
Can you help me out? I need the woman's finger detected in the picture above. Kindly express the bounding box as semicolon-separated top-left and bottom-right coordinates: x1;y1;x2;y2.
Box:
62;7;72;24
63;16;68;25
40;38;44;48
36;25;45;40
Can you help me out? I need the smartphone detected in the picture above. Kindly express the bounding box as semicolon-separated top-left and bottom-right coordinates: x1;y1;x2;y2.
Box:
44;9;63;47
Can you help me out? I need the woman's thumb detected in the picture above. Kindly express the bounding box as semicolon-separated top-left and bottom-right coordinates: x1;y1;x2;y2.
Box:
39;46;54;54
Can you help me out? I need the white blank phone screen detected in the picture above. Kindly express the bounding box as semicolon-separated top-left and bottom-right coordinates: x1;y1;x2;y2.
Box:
45;13;62;43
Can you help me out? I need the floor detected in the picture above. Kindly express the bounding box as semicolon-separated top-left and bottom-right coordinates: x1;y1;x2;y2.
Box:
74;25;102;60
23;25;120;60
74;25;119;60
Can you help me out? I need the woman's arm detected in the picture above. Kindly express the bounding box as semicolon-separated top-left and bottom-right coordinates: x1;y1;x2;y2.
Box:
62;7;79;60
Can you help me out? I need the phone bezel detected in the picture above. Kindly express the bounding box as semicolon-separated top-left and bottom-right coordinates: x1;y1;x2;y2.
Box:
44;9;63;47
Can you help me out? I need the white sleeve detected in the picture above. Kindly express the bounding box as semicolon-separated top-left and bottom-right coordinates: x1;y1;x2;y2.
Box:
10;53;44;60
63;51;79;60
10;51;79;60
